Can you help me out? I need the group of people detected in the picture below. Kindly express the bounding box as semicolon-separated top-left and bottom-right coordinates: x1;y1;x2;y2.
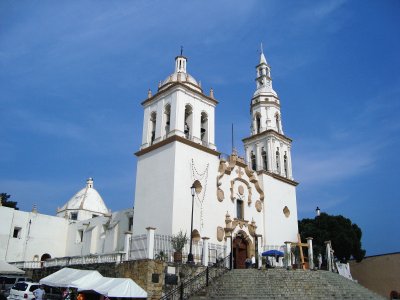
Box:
245;255;256;268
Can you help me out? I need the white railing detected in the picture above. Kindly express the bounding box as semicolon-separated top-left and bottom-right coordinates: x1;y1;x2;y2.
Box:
129;234;148;260
9;253;124;269
153;234;173;261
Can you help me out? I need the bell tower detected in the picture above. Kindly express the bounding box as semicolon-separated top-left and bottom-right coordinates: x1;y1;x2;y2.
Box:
242;46;299;246
243;47;292;179
133;52;220;236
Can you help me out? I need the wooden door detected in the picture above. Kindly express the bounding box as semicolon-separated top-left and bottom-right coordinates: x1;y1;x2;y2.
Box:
233;236;247;269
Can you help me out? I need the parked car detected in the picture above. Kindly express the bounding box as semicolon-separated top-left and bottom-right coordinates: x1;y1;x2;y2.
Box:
7;282;40;300
0;276;32;297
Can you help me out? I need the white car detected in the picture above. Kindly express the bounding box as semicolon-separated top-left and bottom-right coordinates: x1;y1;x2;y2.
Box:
0;276;33;297
7;282;40;300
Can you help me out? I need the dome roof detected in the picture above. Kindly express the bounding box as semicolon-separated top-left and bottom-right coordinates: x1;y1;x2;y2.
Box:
253;85;278;98
58;178;108;218
158;55;202;93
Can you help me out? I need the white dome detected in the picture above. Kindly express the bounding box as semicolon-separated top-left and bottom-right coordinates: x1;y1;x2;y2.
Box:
253;86;277;97
159;72;202;93
57;178;109;221
158;55;202;93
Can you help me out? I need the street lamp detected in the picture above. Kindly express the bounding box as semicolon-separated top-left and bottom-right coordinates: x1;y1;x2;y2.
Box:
187;184;196;264
315;206;321;217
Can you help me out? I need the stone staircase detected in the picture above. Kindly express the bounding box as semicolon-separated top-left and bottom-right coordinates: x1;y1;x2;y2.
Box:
190;268;384;299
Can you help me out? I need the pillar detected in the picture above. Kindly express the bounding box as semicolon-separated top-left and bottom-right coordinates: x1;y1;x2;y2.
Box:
146;227;156;259
124;231;132;261
202;237;209;266
257;235;262;269
284;241;292;269
287;146;293;179
256;143;262;171
325;240;332;272
306;237;314;270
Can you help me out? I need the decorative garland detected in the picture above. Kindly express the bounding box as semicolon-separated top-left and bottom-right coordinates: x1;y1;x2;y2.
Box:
191;158;209;229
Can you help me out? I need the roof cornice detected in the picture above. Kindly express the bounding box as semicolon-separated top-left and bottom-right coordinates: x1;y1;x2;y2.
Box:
141;82;218;106
135;135;220;157
242;129;292;143
257;170;299;186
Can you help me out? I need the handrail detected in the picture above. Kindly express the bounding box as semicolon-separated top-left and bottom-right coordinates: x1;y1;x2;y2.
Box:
160;254;231;300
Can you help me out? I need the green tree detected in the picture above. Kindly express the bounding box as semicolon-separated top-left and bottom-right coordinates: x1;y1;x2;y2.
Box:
298;213;365;262
0;193;19;210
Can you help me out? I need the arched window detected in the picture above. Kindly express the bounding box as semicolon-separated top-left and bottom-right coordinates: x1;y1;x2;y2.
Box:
255;114;261;134
236;199;244;220
276;148;280;174
150;111;157;145
284;152;288;178
164;104;171;136
275;113;281;133
262;147;268;171
200;112;208;144
184;105;193;139
251;151;257;171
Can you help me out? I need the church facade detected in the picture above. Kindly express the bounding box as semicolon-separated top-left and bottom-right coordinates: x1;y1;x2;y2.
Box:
132;51;299;264
1;50;299;269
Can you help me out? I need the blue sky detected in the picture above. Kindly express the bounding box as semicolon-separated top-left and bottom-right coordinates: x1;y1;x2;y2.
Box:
1;1;399;256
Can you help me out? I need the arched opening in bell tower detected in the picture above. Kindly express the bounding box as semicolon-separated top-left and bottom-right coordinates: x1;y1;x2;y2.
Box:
255;113;261;134
276;148;280;174
262;147;268;171
250;151;257;171
200;112;208;144
150;111;157;145
284;152;288;178
164;104;171;136
184;104;193;139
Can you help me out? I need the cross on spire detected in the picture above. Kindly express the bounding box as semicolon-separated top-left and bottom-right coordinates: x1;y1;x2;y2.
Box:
180;46;183;56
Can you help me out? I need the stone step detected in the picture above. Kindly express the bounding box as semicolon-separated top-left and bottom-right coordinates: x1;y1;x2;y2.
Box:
189;268;384;299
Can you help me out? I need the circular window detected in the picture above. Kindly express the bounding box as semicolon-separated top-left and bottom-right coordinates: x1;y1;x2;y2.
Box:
283;206;290;218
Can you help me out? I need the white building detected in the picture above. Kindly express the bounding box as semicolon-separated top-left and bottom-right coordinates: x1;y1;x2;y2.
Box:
0;178;133;263
132;50;299;267
1;49;299;269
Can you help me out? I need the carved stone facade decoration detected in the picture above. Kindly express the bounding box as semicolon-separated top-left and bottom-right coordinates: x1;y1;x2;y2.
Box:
217;189;224;202
238;185;244;195
255;200;262;212
217;226;224;242
220;211;259;242
216;152;264;204
283;206;290;218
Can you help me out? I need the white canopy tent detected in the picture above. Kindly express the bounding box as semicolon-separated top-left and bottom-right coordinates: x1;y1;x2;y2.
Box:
0;261;25;275
39;268;147;298
40;268;103;288
78;277;147;298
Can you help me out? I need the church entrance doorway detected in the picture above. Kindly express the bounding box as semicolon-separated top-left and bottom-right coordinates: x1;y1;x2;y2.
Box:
233;235;248;269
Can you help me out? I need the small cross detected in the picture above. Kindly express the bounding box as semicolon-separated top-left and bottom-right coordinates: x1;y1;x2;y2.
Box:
236;167;244;178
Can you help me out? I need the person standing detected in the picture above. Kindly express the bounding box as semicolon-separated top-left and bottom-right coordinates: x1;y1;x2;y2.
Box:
251;255;256;268
317;253;323;270
33;285;45;300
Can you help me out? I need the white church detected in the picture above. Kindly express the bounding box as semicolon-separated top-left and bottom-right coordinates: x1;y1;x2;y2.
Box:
0;49;299;269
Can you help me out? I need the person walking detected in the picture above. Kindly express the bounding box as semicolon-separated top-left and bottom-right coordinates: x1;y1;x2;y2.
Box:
33;285;45;300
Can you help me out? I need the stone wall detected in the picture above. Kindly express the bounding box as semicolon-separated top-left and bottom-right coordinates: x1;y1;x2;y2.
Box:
349;252;400;298
28;259;166;300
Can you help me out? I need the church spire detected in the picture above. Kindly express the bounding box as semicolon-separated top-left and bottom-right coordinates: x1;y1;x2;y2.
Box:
254;45;276;97
260;43;267;65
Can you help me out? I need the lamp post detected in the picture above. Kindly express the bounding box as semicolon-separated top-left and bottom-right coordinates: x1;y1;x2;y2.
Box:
315;206;321;217
187;184;196;264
